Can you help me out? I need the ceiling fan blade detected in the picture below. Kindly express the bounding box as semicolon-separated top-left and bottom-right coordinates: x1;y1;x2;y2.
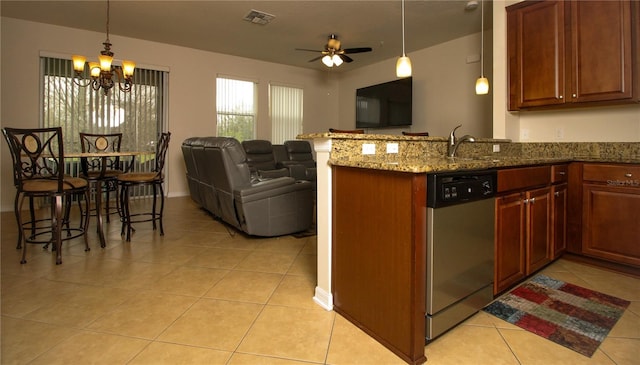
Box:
308;55;324;63
343;47;373;54
339;54;354;63
295;48;323;53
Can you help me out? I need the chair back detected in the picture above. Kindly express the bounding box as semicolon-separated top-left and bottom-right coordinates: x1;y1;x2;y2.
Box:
284;140;316;167
79;132;123;176
402;131;429;136
198;137;250;228
3;127;66;193
329;128;365;134
242;140;279;172
153;132;171;177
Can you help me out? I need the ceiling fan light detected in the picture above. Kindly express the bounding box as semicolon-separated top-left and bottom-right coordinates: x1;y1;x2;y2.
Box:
332;54;343;66
475;77;489;94
396;55;412;77
322;55;333;67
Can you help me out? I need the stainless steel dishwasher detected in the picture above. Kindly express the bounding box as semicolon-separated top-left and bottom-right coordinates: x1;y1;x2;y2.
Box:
425;170;496;341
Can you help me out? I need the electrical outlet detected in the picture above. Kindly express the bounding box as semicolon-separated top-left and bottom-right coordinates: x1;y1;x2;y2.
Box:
386;143;399;154
492;144;500;153
362;143;376;155
556;127;565;140
521;129;530;140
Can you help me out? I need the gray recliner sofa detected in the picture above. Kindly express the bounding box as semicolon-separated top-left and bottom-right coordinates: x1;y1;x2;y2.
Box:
182;137;314;237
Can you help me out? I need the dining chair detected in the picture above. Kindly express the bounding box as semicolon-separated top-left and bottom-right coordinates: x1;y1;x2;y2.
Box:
2;126;90;264
329;128;365;134
402;131;429;136
117;132;171;241
79;132;124;226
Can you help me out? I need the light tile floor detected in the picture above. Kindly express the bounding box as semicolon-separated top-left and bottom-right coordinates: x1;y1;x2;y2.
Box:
1;196;639;364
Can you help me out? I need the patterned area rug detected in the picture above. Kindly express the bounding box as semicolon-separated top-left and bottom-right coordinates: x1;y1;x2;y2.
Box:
483;274;630;357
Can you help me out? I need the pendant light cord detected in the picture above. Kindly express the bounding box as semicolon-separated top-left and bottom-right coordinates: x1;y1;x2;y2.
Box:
401;0;406;56
480;0;484;77
105;0;110;43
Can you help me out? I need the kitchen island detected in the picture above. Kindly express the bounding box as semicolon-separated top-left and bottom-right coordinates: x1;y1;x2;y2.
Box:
300;133;640;365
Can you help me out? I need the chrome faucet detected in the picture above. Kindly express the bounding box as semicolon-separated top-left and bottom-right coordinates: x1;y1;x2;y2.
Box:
447;124;475;157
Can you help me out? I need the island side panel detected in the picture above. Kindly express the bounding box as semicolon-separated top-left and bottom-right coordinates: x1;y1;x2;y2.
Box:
332;166;427;365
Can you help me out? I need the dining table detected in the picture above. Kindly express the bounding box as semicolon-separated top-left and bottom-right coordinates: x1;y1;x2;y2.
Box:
65;151;151;247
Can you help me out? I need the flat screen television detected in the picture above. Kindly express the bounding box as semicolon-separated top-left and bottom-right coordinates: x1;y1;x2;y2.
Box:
356;77;412;129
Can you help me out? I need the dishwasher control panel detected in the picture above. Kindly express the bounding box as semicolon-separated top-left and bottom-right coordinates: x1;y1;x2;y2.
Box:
427;170;496;208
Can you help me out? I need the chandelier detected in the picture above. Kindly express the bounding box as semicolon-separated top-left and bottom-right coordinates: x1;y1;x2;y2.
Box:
72;0;135;94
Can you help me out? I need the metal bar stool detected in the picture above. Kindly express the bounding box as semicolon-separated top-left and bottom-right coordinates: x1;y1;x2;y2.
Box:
3;127;91;264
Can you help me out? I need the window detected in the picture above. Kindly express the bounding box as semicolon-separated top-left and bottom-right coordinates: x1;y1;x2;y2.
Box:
41;56;167;155
270;84;303;144
216;77;257;141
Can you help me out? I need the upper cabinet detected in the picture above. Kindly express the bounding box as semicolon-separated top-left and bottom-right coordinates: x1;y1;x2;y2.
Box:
507;0;639;111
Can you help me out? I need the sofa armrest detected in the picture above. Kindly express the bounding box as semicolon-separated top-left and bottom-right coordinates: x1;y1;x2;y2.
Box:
234;178;311;203
258;167;289;179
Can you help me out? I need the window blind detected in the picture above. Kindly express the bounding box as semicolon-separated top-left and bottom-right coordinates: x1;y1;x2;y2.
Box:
270;84;303;144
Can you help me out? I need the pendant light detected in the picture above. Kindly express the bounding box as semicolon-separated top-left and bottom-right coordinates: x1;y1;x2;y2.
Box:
396;0;412;77
475;0;489;94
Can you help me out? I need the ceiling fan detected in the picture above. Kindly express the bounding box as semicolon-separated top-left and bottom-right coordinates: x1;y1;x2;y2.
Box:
296;34;372;67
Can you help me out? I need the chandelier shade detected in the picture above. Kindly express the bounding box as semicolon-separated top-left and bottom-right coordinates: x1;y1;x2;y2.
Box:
72;0;135;95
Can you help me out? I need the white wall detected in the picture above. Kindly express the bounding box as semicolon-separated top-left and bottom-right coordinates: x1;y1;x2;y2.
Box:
0;17;338;211
336;32;494;139
492;0;640;142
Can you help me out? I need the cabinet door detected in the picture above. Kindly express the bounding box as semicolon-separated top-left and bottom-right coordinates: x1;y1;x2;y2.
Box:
583;184;640;267
495;192;526;294
507;0;566;110
526;187;552;274
551;183;568;259
570;0;633;102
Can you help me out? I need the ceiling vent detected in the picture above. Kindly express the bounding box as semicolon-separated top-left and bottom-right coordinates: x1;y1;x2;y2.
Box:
243;9;276;25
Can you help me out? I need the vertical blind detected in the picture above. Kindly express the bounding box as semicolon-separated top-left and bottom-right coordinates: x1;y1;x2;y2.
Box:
216;77;256;141
270;84;303;144
41;56;167;154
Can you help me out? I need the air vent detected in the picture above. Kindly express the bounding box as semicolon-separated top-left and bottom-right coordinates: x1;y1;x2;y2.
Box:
243;9;276;25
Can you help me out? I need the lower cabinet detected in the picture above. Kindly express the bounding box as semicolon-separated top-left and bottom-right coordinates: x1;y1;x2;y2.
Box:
495;166;554;295
495;192;526;293
551;183;568;259
495;187;552;294
582;181;640;267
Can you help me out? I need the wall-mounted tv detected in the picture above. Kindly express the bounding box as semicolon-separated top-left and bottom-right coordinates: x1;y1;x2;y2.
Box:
356;77;412;129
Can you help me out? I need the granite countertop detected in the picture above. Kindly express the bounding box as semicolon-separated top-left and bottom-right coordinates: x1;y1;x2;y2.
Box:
299;133;640;173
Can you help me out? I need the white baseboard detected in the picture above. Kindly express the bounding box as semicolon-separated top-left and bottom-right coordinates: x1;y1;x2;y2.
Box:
313;286;334;311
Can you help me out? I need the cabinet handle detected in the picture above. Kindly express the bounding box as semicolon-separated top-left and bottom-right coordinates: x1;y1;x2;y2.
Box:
523;198;529;204
625;173;633;177
554;192;560;197
572;94;577;98
558;171;566;175
559;95;563;99
530;197;536;204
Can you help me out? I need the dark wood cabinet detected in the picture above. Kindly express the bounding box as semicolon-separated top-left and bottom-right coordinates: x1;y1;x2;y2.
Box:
551;164;568;259
332;166;427;365
581;164;640;267
495;192;526;293
495;166;552;294
526;187;552;274
507;0;639;110
551;183;568;259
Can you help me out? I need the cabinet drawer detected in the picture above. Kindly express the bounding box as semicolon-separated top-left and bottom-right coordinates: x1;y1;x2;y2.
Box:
551;164;569;183
583;164;640;186
498;166;551;193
